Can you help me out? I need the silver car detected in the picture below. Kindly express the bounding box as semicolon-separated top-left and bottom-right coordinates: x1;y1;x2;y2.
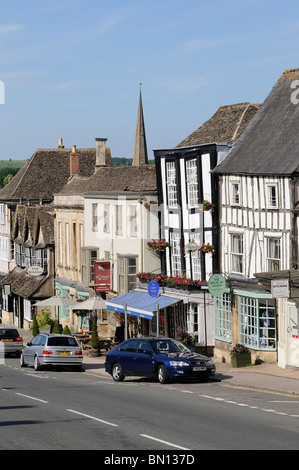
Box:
0;327;23;356
20;333;83;371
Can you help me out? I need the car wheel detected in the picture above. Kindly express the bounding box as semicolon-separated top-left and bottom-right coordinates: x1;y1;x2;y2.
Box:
20;353;27;367
34;355;42;371
157;364;168;384
112;363;125;382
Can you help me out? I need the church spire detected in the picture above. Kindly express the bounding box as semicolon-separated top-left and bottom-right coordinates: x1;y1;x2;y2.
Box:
132;86;148;166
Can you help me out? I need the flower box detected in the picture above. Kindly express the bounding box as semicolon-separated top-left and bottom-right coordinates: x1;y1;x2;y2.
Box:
231;352;252;368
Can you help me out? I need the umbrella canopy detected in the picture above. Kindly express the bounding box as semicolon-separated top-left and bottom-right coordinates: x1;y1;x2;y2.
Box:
68;297;106;310
33;295;79;308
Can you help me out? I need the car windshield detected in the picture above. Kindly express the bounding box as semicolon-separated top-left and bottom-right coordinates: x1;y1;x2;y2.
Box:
47;337;78;347
149;339;191;354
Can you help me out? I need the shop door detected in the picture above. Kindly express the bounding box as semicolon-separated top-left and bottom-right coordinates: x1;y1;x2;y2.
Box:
287;305;299;368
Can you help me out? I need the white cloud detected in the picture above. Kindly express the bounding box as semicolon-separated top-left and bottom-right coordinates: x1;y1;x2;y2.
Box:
0;24;23;35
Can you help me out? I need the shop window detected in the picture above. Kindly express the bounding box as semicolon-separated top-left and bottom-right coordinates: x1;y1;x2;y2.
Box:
214;293;232;342
239;296;276;350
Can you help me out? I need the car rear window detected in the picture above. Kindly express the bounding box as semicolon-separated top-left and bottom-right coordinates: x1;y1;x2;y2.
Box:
0;329;19;339
47;337;78;347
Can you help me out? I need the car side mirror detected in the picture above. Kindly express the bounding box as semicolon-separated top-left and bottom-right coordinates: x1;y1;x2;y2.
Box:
27;341;32;346
143;349;152;355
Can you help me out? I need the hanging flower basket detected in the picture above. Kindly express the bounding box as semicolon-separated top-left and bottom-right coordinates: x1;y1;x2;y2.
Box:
199;243;215;254
184;241;200;253
137;272;205;289
199;200;215;212
147;239;171;252
144;201;158;211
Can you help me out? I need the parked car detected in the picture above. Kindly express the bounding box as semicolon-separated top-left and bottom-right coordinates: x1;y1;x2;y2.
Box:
105;337;216;384
20;334;83;371
0;327;23;357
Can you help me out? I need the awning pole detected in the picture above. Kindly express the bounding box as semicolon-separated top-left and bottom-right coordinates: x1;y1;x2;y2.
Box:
124;303;128;340
156;303;159;337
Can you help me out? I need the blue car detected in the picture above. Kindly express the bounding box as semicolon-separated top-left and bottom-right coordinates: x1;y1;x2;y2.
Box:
105;337;216;384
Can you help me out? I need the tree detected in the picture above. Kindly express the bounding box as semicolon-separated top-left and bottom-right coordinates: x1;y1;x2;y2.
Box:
62;325;72;335
90;317;100;350
52;322;61;334
31;314;40;337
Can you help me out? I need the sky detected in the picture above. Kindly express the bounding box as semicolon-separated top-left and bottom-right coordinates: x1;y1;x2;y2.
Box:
0;0;299;160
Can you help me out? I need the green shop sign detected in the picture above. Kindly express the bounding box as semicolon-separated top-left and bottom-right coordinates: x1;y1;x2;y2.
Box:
208;274;226;297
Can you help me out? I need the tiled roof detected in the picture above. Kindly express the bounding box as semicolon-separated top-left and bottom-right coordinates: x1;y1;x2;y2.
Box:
176;102;260;148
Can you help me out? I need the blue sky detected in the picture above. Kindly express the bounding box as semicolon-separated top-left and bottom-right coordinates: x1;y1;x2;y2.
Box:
0;0;299;160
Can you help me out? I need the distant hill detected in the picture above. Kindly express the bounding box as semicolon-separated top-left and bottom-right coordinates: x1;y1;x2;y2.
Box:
112;157;155;166
0;159;27;169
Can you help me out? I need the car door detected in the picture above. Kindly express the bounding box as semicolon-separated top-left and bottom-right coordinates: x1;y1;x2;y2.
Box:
133;340;155;376
117;339;139;375
25;334;44;364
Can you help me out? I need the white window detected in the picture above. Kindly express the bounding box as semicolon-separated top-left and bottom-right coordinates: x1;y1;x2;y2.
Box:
170;232;181;276
231;182;240;205
266;184;278;208
65;223;70;267
92;203;98;231
81;248;98;284
129;205;138;238
0;204;5;225
166;162;178;208
186;159;198;207
103;204;110;233
116;205;123;235
230;234;244;274
58;222;63;265
266;237;281;271
118;256;137;294
187;234;201;280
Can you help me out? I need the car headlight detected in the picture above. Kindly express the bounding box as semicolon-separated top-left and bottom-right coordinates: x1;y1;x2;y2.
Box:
206;360;214;366
169;361;189;367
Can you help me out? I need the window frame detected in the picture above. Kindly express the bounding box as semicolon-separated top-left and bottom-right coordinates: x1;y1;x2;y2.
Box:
230;233;244;274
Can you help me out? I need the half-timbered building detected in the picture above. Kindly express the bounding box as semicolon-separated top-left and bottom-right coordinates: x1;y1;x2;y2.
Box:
213;68;299;366
150;103;259;350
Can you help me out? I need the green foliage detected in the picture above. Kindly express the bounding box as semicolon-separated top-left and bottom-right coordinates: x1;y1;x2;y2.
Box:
62;325;72;335
90;317;100;350
52;322;62;334
31;315;40;337
36;309;54;328
0;167;20;188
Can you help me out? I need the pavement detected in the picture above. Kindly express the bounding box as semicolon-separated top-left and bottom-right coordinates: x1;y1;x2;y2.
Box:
16;328;299;396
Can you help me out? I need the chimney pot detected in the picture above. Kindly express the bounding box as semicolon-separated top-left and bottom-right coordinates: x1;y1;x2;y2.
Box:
58;138;64;149
70;144;79;176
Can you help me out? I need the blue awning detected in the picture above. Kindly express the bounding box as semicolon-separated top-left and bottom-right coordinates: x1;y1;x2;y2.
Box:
106;290;180;320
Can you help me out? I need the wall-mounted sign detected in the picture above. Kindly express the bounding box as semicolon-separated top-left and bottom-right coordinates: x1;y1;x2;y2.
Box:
148;280;160;297
208;274;226;297
27;266;43;277
94;262;111;293
271;279;289;298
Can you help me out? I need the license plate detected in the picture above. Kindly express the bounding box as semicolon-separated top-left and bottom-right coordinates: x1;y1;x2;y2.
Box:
193;366;207;371
56;351;71;355
0;339;13;342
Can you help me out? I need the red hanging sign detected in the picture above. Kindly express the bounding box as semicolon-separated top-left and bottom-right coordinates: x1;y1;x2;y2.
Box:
94;262;111;292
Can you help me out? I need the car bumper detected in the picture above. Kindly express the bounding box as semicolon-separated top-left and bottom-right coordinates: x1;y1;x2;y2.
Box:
0;342;23;354
167;365;216;379
39;356;83;367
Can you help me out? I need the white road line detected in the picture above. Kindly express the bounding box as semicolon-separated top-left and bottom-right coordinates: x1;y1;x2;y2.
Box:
140;434;190;450
67;409;119;427
16;392;48;404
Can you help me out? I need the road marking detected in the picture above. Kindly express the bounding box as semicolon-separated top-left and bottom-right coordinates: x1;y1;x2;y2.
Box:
67;409;119;427
140;434;190;450
221;383;299;398
16;392;48;404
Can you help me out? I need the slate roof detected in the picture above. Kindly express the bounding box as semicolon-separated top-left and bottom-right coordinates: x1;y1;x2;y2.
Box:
176;102;260;148
213;69;299;176
55;165;157;196
12;204;55;246
0;147;108;202
0;266;48;298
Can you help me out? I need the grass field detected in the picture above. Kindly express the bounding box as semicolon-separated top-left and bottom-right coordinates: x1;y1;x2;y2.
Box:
0;160;27;169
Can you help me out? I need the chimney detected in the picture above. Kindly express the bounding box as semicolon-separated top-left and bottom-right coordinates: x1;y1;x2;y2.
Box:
70;145;79;176
58;138;64;149
95;138;107;169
